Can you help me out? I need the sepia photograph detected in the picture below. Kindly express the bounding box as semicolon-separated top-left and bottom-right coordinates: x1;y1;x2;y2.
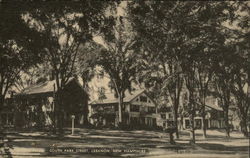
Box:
0;1;249;158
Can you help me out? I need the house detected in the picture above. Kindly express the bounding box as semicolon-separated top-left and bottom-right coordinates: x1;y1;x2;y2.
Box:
157;106;175;129
89;89;160;128
181;96;225;129
0;97;15;128
0;77;88;128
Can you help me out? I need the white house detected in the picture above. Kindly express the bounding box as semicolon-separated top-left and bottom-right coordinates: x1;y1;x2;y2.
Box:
89;89;160;128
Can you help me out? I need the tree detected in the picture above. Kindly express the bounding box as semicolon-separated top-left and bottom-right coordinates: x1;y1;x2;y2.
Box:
0;1;45;156
14;62;52;92
194;23;228;138
130;1;238;143
95;1;140;126
213;47;235;138
178;2;238;141
230;50;249;137
76;42;103;125
23;1;110;133
211;1;250;137
0;2;45;112
230;1;250;137
129;1;190;139
76;42;102;89
196;62;213;138
229;39;249;138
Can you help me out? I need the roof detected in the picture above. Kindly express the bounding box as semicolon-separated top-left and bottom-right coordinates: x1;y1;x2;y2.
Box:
205;97;223;111
90;89;146;105
206;104;223;111
18;77;79;95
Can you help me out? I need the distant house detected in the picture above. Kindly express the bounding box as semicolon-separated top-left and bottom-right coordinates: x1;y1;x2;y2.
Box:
181;96;225;129
89;89;160;128
0;78;88;128
157;106;175;129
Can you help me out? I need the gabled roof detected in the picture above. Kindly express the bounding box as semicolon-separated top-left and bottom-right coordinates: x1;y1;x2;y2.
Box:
18;77;80;95
204;97;223;111
205;104;223;111
90;89;146;105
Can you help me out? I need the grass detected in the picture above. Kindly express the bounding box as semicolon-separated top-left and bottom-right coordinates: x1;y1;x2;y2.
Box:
2;128;249;158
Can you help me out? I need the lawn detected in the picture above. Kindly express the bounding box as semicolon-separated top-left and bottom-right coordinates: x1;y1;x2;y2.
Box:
1;128;249;158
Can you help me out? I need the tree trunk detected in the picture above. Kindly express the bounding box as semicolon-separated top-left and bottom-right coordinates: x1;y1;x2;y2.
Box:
189;90;196;144
52;84;57;134
202;116;207;138
83;114;89;125
56;90;63;136
189;96;196;144
224;109;230;138
83;97;89;126
0;94;5;112
173;107;179;139
58;111;64;136
201;105;207;138
240;115;248;137
82;80;89;126
117;93;123;126
0;95;4;127
190;114;196;144
169;131;175;145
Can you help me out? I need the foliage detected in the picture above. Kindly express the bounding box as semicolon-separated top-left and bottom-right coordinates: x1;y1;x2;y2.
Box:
96;1;141;124
76;42;102;90
0;3;45;108
129;1;240;142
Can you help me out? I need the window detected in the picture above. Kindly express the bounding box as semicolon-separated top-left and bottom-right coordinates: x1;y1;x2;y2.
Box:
148;107;156;113
195;119;202;129
130;105;140;112
168;113;173;119
140;96;147;102
165;107;172;112
167;120;174;128
163;122;166;127
98;87;106;100
185;119;190;128
98;87;105;93
161;114;166;119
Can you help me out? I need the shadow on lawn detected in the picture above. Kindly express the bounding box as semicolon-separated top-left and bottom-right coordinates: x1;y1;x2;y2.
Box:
8;132;168;149
71;129;164;139
198;143;249;152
